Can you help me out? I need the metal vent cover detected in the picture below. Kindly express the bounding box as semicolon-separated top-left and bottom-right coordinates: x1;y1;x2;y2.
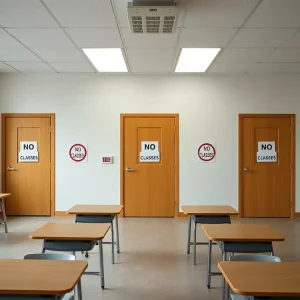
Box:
127;1;179;34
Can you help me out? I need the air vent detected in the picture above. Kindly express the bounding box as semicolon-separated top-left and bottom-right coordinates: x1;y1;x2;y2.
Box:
127;1;179;34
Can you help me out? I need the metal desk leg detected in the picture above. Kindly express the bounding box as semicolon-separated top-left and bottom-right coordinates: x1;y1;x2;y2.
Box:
193;221;197;265
77;278;82;300
1;199;8;233
111;219;115;264
187;216;192;254
115;215;120;253
222;251;227;300
206;239;212;288
99;240;105;289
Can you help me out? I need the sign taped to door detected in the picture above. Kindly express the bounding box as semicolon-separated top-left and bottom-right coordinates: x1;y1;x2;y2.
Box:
197;142;216;163
19;141;39;162
257;141;277;162
69;143;88;163
140;141;160;162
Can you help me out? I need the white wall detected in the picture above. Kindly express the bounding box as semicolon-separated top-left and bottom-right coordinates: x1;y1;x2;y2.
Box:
0;74;299;212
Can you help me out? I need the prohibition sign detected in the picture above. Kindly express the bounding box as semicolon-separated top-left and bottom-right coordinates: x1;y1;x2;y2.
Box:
69;144;87;162
198;143;216;162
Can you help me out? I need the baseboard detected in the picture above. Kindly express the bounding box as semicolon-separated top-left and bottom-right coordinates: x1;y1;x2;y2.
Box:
55;211;72;217
294;213;300;217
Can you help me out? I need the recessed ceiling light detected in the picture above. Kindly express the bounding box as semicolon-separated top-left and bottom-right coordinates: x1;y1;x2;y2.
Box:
82;48;128;72
175;48;221;73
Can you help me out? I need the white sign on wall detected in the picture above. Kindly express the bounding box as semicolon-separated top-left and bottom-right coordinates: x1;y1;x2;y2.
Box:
257;141;277;162
68;143;88;163
197;142;216;163
140;141;160;162
19;141;39;162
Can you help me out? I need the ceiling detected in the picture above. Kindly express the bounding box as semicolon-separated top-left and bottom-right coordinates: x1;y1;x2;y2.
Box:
1;0;300;74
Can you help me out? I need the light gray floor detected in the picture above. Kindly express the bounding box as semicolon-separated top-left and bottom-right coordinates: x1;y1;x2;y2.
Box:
1;216;300;300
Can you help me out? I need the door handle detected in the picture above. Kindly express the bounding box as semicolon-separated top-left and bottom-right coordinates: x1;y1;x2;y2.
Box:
244;167;250;172
125;167;134;172
7;167;16;171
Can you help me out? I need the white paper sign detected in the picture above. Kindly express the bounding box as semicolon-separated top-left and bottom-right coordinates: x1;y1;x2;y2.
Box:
197;142;216;163
140;141;160;162
68;143;88;163
257;141;277;162
19;141;39;162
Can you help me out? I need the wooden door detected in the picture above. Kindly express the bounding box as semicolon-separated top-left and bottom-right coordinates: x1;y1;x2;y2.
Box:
122;115;178;217
240;115;294;217
3;116;53;215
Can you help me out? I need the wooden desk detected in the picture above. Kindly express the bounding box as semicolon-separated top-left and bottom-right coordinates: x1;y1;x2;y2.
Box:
67;204;123;215
0;259;87;296
219;261;300;297
0;193;11;233
30;223;110;289
67;205;123;264
181;205;238;216
201;224;285;242
202;224;285;300
181;205;238;285
30;222;110;240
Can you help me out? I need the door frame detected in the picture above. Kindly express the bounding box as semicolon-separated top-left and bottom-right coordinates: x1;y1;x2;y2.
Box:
238;114;296;218
1;113;56;216
120;113;179;217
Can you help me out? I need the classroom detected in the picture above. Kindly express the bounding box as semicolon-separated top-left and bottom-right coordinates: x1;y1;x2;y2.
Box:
0;0;300;299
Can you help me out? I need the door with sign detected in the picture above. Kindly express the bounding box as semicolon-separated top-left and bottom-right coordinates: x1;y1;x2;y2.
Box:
121;115;178;217
240;115;295;218
2;115;54;216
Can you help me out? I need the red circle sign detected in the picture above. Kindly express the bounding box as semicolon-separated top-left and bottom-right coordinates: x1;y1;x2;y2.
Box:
69;144;87;162
198;143;216;162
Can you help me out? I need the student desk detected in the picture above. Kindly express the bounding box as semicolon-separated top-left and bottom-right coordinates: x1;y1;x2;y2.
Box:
30;222;110;289
0;193;11;233
218;261;300;299
0;259;87;299
67;204;123;264
202;224;285;300
181;205;238;268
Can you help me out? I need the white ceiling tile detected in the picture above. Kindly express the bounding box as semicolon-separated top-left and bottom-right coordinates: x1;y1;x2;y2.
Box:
7;29;75;50
184;0;259;27
216;48;274;63
66;28;122;48
245;0;300;28
264;48;300;63
208;61;254;73
0;29;24;48
0;62;17;72
0;48;40;62
251;63;300;73
127;49;175;72
43;0;117;27
178;28;238;48
0;0;58;27
31;49;86;63
282;31;300;47
6;62;56;73
122;28;179;49
50;62;95;73
229;28;296;48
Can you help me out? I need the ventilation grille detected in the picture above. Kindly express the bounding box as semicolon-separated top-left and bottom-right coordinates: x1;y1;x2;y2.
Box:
128;2;179;34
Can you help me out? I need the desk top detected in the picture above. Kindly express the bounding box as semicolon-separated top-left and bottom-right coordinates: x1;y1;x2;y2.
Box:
0;193;11;199
0;259;87;295
181;205;238;216
29;222;110;240
201;224;285;241
218;261;300;297
67;204;124;215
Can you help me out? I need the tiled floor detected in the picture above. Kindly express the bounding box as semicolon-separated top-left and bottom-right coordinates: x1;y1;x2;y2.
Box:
1;216;300;300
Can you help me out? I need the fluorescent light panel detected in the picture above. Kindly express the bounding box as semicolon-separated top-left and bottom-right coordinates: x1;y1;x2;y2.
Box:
83;48;128;72
175;48;221;73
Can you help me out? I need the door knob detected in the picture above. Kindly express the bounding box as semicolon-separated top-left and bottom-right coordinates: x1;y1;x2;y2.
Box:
125;167;134;172
7;167;15;171
244;167;250;172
